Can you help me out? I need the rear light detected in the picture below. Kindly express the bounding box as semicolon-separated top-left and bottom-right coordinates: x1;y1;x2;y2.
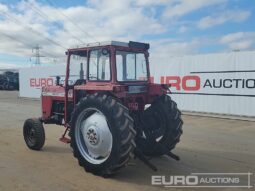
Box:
113;86;126;93
161;84;170;89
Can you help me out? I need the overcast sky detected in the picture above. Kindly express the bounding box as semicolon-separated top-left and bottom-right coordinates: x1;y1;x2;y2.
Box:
0;0;254;68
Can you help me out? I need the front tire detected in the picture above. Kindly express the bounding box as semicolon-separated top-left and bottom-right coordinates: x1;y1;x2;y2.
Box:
70;94;136;176
23;118;45;150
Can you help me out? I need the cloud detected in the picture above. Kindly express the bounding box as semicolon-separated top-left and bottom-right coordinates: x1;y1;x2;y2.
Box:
150;38;200;58
219;32;255;50
178;26;188;33
0;62;25;69
0;63;15;69
0;0;166;67
163;0;227;19
0;3;8;12
135;0;169;6
0;0;253;69
198;10;251;29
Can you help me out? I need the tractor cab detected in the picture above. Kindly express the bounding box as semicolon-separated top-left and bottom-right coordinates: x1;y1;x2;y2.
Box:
67;41;150;86
65;41;164;112
41;41;167;125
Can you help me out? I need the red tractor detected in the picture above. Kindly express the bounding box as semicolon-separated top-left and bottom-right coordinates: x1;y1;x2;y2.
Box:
23;41;183;176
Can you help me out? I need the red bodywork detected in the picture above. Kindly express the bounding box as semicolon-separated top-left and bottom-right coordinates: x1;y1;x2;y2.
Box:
41;43;168;126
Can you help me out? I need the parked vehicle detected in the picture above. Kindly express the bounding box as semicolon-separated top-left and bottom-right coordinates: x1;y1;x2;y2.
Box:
23;41;183;176
0;71;19;90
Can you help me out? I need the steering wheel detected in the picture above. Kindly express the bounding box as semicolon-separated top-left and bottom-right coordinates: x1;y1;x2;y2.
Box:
89;75;98;80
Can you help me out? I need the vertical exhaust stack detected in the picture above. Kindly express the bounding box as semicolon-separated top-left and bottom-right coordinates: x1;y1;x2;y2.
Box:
80;63;84;80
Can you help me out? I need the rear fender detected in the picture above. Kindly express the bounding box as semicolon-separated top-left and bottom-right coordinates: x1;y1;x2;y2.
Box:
147;83;170;103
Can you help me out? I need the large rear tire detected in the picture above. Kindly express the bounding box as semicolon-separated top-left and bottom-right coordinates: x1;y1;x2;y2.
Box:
136;95;183;156
70;94;136;176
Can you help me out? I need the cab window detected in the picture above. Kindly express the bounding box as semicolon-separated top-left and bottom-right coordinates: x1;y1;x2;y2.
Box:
88;49;110;81
69;51;87;85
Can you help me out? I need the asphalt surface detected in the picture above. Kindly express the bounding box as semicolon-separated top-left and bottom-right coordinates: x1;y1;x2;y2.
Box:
0;91;254;191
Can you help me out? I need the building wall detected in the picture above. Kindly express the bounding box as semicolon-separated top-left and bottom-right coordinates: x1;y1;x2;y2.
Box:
19;51;255;116
150;51;255;117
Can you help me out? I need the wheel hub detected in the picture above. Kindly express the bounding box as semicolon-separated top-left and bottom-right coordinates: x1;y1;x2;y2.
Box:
86;126;99;145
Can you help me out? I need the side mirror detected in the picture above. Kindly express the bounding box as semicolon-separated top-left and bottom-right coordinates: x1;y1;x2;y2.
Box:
56;76;61;86
102;48;109;56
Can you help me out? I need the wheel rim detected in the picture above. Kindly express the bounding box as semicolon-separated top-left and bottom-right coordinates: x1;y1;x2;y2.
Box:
75;108;113;164
25;126;36;146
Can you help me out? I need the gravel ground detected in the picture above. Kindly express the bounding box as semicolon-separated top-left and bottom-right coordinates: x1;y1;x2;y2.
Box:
0;91;254;191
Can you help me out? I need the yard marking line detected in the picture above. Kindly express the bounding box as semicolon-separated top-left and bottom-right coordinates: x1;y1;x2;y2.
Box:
190;70;255;74
191;172;251;175
164;186;251;188
248;172;252;188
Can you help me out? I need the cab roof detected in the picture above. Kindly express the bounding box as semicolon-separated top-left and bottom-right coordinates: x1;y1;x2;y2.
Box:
68;41;150;52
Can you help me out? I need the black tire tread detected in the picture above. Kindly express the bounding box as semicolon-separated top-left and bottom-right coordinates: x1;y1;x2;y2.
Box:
23;118;45;150
138;95;183;156
70;93;136;176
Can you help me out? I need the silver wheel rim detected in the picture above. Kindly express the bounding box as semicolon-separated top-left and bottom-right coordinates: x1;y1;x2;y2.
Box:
75;108;113;164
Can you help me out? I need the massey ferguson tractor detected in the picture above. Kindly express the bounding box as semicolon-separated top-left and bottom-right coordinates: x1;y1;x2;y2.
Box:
23;41;183;176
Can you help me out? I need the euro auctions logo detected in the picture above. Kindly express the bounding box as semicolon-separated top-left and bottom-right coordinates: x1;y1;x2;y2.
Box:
159;75;255;91
160;76;200;91
30;78;54;88
152;175;198;186
152;69;255;97
151;173;253;188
